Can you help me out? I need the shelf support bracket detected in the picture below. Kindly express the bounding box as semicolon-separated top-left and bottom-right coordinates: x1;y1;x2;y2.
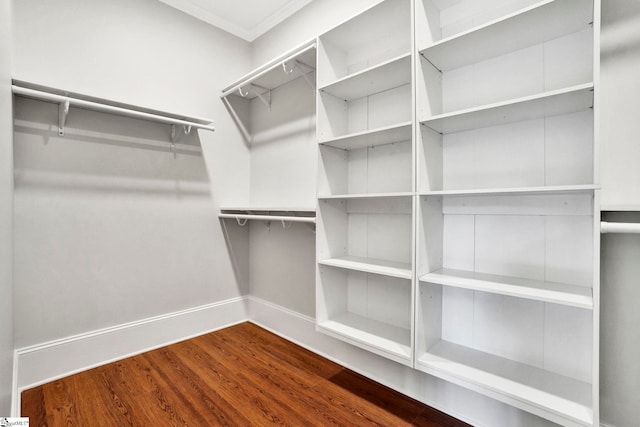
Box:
58;100;70;136
252;84;271;111
294;60;316;90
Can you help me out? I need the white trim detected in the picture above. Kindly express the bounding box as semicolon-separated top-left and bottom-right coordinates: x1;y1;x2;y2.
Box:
12;296;249;414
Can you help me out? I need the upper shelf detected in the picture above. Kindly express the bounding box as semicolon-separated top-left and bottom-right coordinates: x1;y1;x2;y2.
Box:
219;208;316;224
419;0;593;72
421;83;594;134
221;40;316;100
12;80;215;138
319;53;411;101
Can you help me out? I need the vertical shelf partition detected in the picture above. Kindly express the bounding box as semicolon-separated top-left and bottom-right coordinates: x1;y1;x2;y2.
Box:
315;0;415;366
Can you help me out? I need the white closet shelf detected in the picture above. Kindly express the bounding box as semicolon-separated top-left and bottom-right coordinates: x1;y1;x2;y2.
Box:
221;40;316;100
319;53;411;101
319;256;412;279
318;192;413;200
420;269;592;309
420;184;598;197
419;0;593;72
12;81;215;137
421;83;594;134
417;341;593;427
317;313;411;362
219;208;316;224
319;121;412;150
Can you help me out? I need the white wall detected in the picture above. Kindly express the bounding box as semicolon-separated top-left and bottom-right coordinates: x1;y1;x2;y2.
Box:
11;0;252;348
600;0;640;210
0;0;14;416
599;1;640;425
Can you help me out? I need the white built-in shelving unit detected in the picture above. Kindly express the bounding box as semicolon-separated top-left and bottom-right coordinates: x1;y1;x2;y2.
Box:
221;0;601;424
315;0;415;366
415;0;600;425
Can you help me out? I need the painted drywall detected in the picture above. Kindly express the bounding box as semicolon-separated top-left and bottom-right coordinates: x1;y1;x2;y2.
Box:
599;1;640;425
0;0;14;416
600;0;640;209
11;0;252;348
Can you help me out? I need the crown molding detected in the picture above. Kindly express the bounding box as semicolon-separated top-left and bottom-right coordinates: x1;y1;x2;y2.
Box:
157;0;312;42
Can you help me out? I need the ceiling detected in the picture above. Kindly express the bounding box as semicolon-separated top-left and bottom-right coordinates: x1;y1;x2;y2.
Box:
157;0;312;42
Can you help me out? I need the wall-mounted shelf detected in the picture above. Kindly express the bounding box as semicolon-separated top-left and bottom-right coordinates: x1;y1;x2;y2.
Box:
420;268;593;309
319;121;412;150
420;185;598;197
419;0;593;72
319;256;412;279
416;340;593;427
320;53;411;101
221;40;316;108
420;83;594;134
219;208;316;225
12;80;215;140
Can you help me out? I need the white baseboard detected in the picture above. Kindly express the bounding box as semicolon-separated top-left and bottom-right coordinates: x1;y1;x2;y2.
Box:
11;296;249;416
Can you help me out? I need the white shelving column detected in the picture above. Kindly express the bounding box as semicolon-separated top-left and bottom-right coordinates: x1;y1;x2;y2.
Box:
315;0;416;366
414;0;599;426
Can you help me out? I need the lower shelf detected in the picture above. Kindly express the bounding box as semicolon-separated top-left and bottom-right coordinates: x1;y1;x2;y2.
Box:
318;256;412;279
416;341;593;426
317;313;411;364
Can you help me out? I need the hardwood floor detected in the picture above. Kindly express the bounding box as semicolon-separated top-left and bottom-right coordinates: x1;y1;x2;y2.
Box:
21;322;471;426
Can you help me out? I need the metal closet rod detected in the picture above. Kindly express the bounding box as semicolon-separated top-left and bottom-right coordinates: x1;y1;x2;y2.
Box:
12;85;216;132
601;221;640;234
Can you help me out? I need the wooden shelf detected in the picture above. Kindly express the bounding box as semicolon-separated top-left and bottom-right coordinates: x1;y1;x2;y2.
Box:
417;341;593;427
419;0;593;72
320;53;411;101
319;121;412;150
420;184;598;197
317;313;411;362
421;83;594;134
319;256;412;279
420;269;592;309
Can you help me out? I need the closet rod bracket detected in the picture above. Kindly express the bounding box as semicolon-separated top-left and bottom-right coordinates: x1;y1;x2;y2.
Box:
293;60;316;90
58;100;70;136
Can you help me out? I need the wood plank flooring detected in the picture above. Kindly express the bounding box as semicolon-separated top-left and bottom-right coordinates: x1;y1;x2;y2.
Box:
21;322;471;426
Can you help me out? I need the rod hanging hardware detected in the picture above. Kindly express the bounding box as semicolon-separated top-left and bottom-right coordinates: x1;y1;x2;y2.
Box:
601;221;640;234
283;61;296;74
58;100;70;136
237;83;272;110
